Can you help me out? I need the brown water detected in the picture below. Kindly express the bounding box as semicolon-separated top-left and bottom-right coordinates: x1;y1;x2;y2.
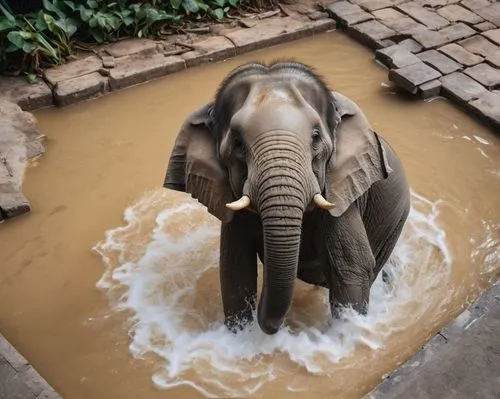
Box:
1;31;499;399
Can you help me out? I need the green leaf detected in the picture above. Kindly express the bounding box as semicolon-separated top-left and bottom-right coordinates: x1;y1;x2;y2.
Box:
22;42;37;53
26;73;37;83
89;15;97;28
55;17;78;37
87;0;98;9
6;31;25;49
79;6;93;22
170;0;182;9
182;0;199;14
89;28;104;42
211;7;224;19
213;0;226;7
123;16;133;26
0;0;16;22
228;0;238;6
0;17;16;31
43;0;67;19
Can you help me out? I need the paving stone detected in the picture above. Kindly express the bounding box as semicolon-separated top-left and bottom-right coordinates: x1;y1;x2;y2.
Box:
225;17;335;53
358;0;407;12
418;79;442;98
0;359;36;399
483;29;500;46
459;34;499;58
438;22;476;42
412;30;450;49
397;2;450;29
43;55;102;86
54;72;108;107
389;62;442;94
439;43;484;65
398;38;424;53
376;39;397;48
372;7;428;35
416;0;460;6
463;62;500;88
182;36;236;68
375;44;422;68
474;21;496;32
101;56;115;68
347;20;397;49
418;49;462;73
109;53;185;91
468;91;500;130
437;4;484;24
474;2;500;27
0;77;52;111
103;38;158;58
461;0;492;11
326;1;373;26
440;71;487;104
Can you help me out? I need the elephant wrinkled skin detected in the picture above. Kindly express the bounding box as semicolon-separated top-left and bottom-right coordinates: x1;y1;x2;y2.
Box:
162;61;411;335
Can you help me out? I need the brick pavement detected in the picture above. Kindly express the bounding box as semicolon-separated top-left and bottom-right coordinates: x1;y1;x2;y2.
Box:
326;0;500;131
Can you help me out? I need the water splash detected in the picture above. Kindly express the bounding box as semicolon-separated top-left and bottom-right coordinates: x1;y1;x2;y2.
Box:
92;188;452;398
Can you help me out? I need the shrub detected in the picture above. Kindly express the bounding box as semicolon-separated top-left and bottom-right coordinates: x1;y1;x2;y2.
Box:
0;0;244;78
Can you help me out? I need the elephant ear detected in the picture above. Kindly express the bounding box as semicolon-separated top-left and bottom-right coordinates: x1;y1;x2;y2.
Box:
163;102;235;223
324;91;393;217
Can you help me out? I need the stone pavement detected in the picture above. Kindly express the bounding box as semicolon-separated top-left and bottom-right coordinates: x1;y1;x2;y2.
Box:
0;333;61;399
365;282;500;399
325;0;500;131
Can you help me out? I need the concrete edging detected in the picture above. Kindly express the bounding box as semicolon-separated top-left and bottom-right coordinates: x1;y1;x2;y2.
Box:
0;333;62;399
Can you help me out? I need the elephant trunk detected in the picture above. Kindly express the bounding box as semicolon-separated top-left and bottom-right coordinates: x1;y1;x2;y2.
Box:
252;134;312;334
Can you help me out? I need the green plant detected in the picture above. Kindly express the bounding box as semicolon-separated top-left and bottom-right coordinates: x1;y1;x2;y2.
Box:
0;0;244;78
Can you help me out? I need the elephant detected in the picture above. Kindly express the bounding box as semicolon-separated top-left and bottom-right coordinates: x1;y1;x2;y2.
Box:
162;60;411;335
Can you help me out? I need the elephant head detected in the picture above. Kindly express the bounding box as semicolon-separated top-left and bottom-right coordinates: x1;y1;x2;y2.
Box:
163;61;390;334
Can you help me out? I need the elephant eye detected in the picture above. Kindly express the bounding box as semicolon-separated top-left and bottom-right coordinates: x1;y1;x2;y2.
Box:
312;126;321;140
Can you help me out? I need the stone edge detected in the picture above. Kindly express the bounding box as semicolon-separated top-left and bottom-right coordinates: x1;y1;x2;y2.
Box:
0;333;62;398
363;282;500;398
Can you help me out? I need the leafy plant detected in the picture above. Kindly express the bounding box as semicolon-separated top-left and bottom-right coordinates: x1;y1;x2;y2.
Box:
0;0;244;78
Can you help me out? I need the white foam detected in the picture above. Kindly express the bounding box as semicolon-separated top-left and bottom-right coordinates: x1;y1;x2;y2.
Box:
92;188;453;398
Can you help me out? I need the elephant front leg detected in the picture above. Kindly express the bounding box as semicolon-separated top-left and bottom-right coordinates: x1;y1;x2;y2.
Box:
219;212;259;332
323;204;375;319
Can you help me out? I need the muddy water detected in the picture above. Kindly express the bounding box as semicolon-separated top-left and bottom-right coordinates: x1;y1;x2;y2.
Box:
1;31;499;399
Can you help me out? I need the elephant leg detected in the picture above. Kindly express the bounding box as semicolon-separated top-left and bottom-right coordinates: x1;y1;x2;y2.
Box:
322;203;376;319
220;212;259;332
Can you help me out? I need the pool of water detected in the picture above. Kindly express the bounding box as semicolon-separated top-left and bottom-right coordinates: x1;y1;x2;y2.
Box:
0;31;499;399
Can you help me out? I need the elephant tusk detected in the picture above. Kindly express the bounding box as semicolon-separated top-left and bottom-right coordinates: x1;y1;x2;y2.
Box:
226;195;251;211
314;193;335;210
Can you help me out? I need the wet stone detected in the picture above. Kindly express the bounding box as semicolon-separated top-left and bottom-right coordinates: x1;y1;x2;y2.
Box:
437;4;484;24
440;71;487;104
54;72;108;107
101;56;115;68
225;18;335;53
415;0;460;6
0;183;30;219
396;2;450;30
398;38;423;53
372;7;427;35
459;35;499;59
468;91;500;130
326;1;373;26
389;62;442;94
463;63;500;89
0;77;52;111
103;38;159;58
483;29;500;47
439;43;484;66
461;0;492;12
418;79;442;99
474;22;496;32
438;22;476;42
347;20;396;49
358;0;407;12
474;2;500;27
182;36;236;68
44;55;102;86
375;44;422;68
412;30;450;49
418;49;462;74
109;53;185;91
